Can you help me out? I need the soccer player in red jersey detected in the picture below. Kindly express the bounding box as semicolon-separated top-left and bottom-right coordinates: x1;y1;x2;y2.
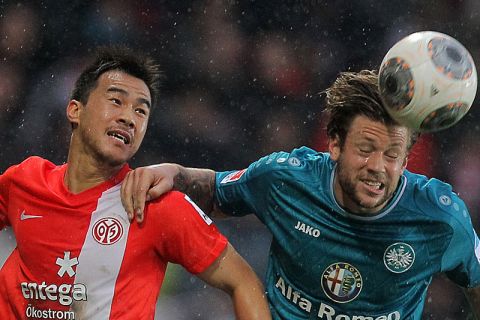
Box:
0;46;271;320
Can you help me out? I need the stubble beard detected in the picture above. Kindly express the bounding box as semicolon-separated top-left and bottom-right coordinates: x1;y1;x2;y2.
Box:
336;158;392;213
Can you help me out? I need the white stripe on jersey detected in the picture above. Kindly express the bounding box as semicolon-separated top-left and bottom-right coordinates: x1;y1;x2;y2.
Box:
184;194;213;225
71;185;130;319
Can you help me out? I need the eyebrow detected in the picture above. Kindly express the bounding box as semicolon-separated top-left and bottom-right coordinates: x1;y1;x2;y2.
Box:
356;136;405;148
107;87;151;109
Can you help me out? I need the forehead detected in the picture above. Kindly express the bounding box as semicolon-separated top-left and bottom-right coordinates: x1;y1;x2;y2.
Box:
95;70;151;101
347;115;409;147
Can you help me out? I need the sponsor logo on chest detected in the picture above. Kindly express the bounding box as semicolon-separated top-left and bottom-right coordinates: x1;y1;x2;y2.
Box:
275;275;401;319
21;251;85;319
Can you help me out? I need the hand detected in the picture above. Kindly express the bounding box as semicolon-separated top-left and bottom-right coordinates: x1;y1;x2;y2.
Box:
121;164;179;223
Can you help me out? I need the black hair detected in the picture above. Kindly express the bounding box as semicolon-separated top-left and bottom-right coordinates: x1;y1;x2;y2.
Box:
70;46;162;109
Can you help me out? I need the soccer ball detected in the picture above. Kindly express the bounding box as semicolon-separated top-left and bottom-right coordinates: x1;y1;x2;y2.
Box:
378;31;477;132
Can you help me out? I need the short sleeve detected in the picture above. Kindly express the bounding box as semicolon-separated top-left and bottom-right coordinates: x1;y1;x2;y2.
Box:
441;197;480;287
150;191;228;274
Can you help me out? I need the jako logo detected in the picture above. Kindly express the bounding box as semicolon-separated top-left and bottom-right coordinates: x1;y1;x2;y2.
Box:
92;217;123;245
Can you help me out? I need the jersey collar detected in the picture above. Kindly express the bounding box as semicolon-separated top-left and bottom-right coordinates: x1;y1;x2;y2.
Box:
58;163;131;199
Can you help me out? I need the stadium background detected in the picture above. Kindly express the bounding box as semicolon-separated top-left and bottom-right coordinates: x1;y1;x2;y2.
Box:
0;1;479;318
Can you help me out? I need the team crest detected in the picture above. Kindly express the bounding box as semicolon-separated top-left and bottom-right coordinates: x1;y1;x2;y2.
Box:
384;242;415;273
92;217;124;245
321;262;363;303
220;169;247;184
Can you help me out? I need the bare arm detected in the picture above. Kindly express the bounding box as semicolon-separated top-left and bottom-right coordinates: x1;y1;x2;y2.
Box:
173;166;217;215
197;243;271;320
121;163;225;222
464;287;480;319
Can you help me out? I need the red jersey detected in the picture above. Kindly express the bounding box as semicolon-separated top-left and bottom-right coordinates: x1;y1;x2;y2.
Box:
0;157;228;319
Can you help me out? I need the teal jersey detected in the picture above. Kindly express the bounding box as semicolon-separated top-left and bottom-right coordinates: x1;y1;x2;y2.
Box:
215;146;480;320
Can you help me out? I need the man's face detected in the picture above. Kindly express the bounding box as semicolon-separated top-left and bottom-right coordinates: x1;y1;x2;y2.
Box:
73;70;151;166
329;115;409;215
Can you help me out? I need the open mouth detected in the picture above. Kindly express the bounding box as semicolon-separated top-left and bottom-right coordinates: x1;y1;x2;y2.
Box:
107;130;131;145
362;180;385;192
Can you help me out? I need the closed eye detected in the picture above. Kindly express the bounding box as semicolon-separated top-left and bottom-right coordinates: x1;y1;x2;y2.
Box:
386;147;402;160
359;149;372;155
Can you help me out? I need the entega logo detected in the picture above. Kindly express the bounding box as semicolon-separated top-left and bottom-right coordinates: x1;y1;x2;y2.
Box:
384;242;415;273
321;262;362;303
21;282;87;306
21;251;87;307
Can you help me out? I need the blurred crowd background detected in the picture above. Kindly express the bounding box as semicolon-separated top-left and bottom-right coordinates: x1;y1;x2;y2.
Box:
0;0;479;319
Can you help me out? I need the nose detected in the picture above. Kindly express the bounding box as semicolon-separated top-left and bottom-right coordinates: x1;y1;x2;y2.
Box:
365;151;386;173
118;107;135;129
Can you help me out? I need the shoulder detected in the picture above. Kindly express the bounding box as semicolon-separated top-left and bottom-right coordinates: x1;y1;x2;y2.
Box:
2;156;55;178
405;170;460;211
259;146;327;167
404;170;472;227
146;191;213;225
225;146;330;181
146;190;186;212
18;156;56;171
20;156;53;167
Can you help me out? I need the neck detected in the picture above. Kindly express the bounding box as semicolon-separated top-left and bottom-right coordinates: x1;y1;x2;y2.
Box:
64;138;124;194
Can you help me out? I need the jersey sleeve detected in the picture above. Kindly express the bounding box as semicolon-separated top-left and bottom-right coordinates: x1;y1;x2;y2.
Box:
422;181;480;288
441;197;480;287
214;146;322;223
150;191;228;274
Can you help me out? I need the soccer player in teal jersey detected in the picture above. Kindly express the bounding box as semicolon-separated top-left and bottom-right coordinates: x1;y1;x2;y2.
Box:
121;70;480;319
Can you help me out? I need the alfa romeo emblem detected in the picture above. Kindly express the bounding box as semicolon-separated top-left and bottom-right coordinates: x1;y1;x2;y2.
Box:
321;262;363;303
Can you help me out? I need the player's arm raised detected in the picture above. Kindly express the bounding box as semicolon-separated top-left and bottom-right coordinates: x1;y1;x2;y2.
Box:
197;242;271;320
121;164;224;222
464;287;480;319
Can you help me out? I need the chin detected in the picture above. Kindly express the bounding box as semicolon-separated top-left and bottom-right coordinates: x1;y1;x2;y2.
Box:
363;198;389;211
356;194;385;210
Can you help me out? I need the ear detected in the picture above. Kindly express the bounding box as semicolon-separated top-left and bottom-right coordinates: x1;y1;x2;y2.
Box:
66;100;82;127
328;135;341;161
401;155;408;171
